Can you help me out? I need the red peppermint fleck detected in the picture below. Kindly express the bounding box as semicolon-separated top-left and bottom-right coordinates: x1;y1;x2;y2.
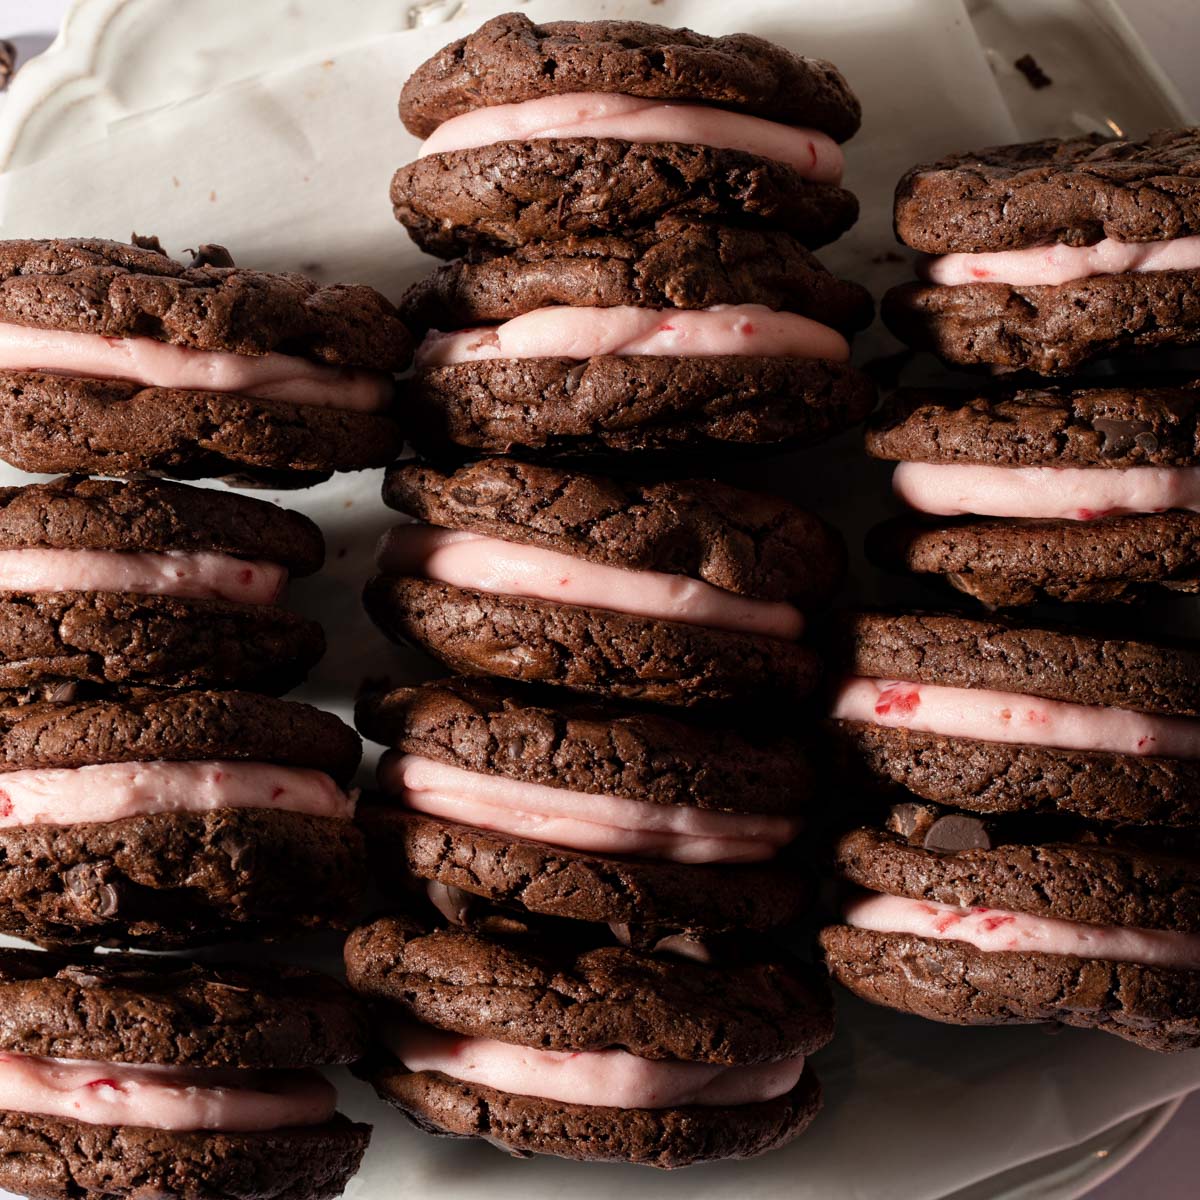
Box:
86;1078;122;1091
874;683;921;719
807;142;817;169
932;912;962;934
238;567;254;585
970;267;991;279
741;322;755;335
979;914;1016;932
0;789;11;818
659;323;674;332
271;787;285;801
999;708;1013;722
1025;709;1048;725
1137;736;1153;750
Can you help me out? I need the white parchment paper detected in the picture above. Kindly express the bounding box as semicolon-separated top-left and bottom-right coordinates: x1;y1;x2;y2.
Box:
0;3;1196;1197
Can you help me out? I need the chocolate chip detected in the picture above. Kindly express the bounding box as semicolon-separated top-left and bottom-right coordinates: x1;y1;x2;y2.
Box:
1135;431;1160;453
651;933;715;963
426;880;473;926
1013;53;1052;90
923;814;992;853
129;233;167;255
608;922;632;946
48;682;78;703
1093;416;1153;456
887;802;942;841
187;243;236;269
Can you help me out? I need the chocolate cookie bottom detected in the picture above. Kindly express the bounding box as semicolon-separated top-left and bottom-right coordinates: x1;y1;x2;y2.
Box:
820;926;1200;1052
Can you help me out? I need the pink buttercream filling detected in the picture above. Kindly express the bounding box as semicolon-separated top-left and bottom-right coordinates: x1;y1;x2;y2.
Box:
892;461;1200;521
0;321;392;412
387;1024;805;1108
377;524;804;639
415;304;849;368
379;752;798;864
0;548;286;605
920;233;1200;287
0;760;356;827
845;891;1200;970
0;1053;336;1131
831;677;1200;758
419;91;844;183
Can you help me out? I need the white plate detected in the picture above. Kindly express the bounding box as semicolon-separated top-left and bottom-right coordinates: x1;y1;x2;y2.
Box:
0;3;1197;1198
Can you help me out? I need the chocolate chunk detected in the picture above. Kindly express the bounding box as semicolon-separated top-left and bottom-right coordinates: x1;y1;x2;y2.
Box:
1093;416;1154;457
187;243;237;269
923;814;993;852
887;802;942;841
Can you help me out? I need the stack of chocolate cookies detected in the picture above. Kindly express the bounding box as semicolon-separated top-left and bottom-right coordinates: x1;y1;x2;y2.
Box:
353;11;876;1167
819;128;1200;1051
0;235;414;1198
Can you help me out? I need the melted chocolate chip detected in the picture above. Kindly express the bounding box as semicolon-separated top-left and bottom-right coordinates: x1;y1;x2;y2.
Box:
923;814;993;853
1093;416;1154;457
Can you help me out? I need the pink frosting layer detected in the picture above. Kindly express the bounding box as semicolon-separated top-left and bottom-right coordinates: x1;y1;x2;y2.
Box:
378;524;804;639
419;91;844;183
921;233;1200;287
830;677;1200;758
0;760;356;827
845;891;1200;970
0;1053;335;1132
380;752;798;864
893;461;1200;520
388;1024;805;1109
415;304;849;368
0;548;286;605
0;321;392;412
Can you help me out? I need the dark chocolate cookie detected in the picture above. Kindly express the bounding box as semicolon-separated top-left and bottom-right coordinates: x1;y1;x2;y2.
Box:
869;511;1200;605
0;808;364;949
391;139;858;257
0;238;410;368
894;129;1200;255
0;372;402;487
363;577;820;707
409;354;875;456
866;383;1200;468
835;824;1200;932
398;220;874;334
356;676;811;815
359;807;809;934
345;914;833;1064
831;611;1200;715
400;13;861;141
882;269;1200;374
0;1114;371;1200
0;690;360;782
0;475;323;572
367;1051;820;1168
0;590;323;695
819;926;1200;1052
383;457;845;605
0;947;366;1067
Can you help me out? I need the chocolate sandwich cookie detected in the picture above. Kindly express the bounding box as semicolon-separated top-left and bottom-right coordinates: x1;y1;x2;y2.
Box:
819;804;1200;1051
401;219;876;457
0;689;365;947
865;383;1200;604
826;611;1200;827
392;13;861;257
364;457;841;706
0;948;370;1199
0;476;325;694
882;128;1200;373
0;237;409;485
355;676;813;936
345;913;832;1166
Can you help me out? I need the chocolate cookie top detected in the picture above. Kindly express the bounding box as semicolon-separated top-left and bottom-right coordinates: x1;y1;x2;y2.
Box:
391;140;858;258
399;13;861;141
836;816;1200;933
0;476;324;574
0;238;411;370
384;457;845;604
867;383;1200;467
346;914;832;1064
895;127;1200;253
0;947;366;1067
356;676;810;815
398;220;874;334
0;690;360;783
832;611;1200;716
